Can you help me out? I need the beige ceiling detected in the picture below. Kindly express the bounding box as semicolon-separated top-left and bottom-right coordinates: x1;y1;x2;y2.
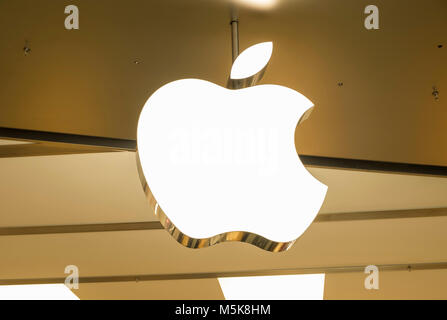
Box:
0;150;447;300
0;152;446;281
1;212;447;281
74;279;225;300
0;0;445;165
1;152;447;227
324;269;447;300
73;268;447;300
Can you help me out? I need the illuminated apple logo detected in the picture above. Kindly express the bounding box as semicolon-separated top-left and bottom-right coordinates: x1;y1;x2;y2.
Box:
137;42;327;252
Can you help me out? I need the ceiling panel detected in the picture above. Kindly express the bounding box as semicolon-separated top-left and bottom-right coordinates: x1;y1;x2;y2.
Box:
0;216;446;281
324;269;447;300
0;152;153;227
1;152;446;283
73;279;224;300
1;152;447;227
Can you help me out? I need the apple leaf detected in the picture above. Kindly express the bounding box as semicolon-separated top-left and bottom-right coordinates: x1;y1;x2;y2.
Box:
230;42;273;80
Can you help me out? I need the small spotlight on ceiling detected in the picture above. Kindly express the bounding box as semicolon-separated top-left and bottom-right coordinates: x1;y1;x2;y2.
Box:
23;41;31;56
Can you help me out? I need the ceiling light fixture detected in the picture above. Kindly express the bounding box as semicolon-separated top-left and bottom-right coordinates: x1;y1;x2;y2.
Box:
0;284;79;300
232;0;277;10
218;274;326;300
135;12;327;252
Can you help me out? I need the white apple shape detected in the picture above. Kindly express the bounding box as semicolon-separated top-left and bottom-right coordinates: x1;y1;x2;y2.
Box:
137;42;327;251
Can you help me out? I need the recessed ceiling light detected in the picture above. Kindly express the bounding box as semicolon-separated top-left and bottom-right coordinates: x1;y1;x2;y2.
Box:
218;274;326;300
233;0;277;10
0;284;79;300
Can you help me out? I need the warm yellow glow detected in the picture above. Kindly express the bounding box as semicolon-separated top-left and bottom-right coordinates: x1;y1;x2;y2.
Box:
232;0;278;10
